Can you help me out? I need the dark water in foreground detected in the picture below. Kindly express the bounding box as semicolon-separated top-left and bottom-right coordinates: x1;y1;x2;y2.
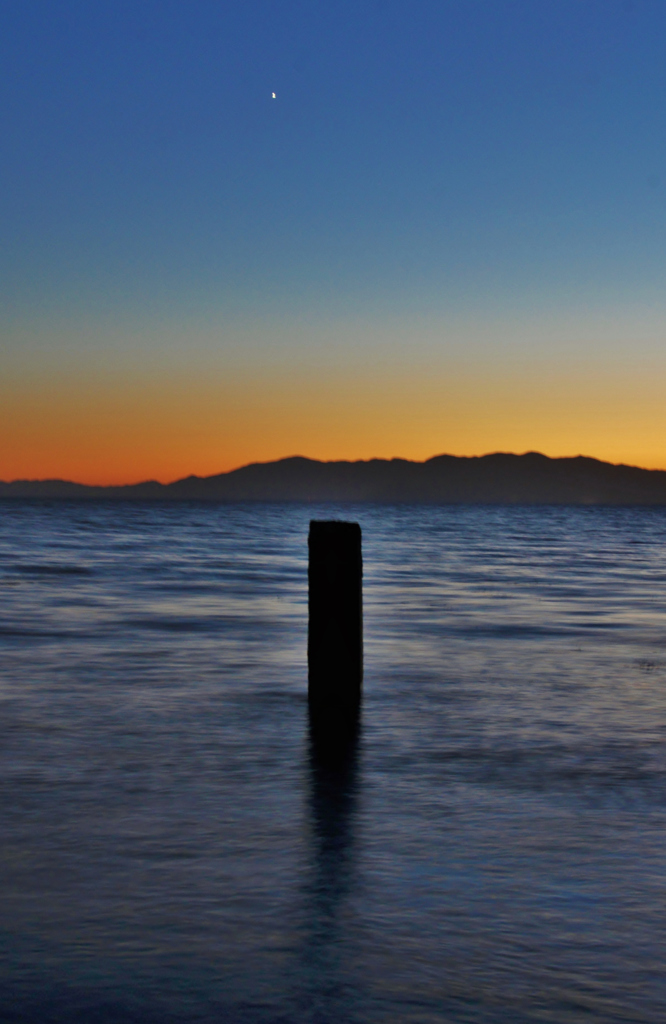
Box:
1;502;666;1024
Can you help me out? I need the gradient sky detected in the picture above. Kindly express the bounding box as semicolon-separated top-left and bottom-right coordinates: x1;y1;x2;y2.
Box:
3;0;666;484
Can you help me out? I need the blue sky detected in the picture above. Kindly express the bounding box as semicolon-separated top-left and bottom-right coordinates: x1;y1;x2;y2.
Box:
3;0;666;481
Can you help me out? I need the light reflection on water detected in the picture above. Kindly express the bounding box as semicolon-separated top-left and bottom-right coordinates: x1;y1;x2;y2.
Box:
1;501;666;1022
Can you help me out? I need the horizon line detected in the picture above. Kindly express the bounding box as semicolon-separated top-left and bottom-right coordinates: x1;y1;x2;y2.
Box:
3;450;665;489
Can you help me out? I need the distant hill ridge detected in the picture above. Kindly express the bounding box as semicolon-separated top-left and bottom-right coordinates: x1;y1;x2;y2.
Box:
3;452;666;504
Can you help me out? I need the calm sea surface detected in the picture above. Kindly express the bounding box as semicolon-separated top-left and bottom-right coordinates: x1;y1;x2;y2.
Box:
1;502;666;1024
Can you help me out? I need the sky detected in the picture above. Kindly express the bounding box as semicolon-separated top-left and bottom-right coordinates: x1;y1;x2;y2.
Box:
2;0;666;484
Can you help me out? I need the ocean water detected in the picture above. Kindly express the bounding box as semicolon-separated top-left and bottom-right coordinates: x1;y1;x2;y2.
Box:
1;501;666;1024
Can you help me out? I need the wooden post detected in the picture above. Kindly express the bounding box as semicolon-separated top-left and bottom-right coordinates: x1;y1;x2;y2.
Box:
308;520;363;727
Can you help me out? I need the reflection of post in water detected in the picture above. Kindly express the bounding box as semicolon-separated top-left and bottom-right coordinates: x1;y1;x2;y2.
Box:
302;704;361;1017
309;704;360;891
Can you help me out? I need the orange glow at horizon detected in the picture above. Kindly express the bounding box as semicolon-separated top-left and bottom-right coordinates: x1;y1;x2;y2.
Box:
3;360;666;485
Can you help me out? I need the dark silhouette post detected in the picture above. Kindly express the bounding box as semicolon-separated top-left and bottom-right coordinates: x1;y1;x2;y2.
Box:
308;521;363;738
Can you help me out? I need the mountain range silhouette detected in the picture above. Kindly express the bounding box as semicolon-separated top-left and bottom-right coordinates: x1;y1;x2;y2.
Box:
3;452;666;503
